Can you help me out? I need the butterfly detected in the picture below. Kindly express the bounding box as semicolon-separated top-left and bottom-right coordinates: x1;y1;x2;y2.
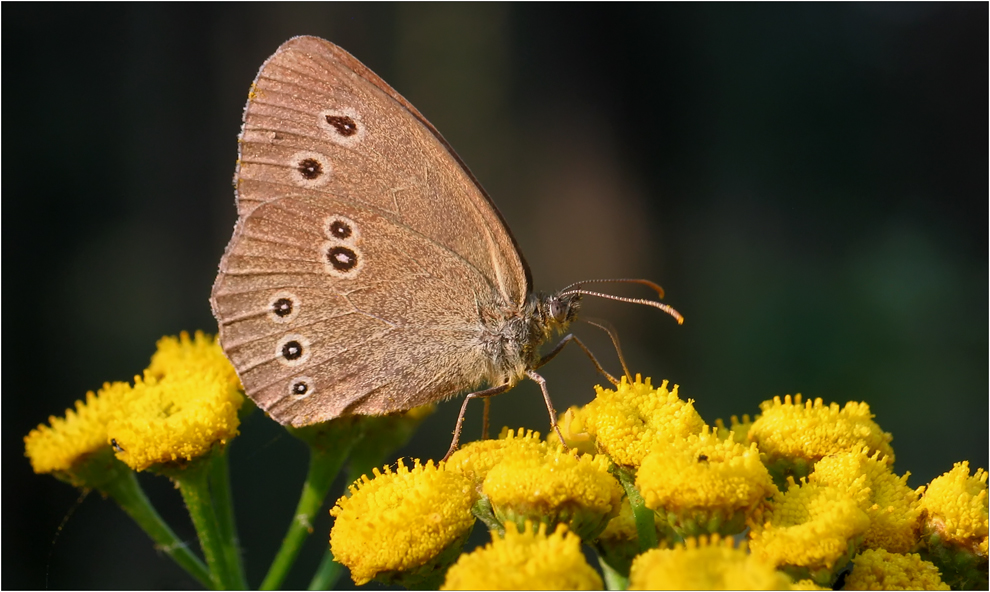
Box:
210;36;682;458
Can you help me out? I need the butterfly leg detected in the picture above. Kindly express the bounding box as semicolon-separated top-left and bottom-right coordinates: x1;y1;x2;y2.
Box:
535;334;620;385
482;398;491;440
442;383;511;462
524;370;569;450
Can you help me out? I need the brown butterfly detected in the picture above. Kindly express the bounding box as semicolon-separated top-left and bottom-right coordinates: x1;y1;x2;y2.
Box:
210;36;682;458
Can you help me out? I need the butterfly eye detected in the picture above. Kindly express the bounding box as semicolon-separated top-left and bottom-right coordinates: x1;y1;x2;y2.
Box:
328;220;351;239
289;151;332;187
275;334;311;366
289;377;314;399
268;291;301;323
324;215;360;244
297;158;323;180
322;243;363;278
325;115;358;137
318;108;366;147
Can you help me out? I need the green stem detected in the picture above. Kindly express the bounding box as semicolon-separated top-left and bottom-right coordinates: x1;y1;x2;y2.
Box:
208;449;247;589
616;469;657;551
260;444;351;590
308;548;345;591
598;553;629;591
99;464;213;589
173;460;238;590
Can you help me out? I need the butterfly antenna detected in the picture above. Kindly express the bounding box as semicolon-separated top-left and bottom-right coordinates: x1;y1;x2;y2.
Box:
559;278;684;325
580;317;633;383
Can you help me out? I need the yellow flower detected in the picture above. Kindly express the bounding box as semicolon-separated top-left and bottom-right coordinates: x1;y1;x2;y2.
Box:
146;331;242;404
714;414;755;445
441;522;603;590
108;370;241;471
749;480;870;586
330;459;476;586
445;427;547;485
24;382;130;478
628;534;792;590
584;375;705;468
749;395;894;482
843;549;949;590
483;447;623;541
919;462;989;556
637;426;777;537
811;448;921;553
790;579;831;590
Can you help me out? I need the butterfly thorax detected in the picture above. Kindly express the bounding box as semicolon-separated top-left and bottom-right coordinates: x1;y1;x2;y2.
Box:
475;291;581;387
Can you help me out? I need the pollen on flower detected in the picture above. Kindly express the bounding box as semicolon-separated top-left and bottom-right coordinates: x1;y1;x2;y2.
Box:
843;549;950;590
584;375;705;467
483;447;623;541
146;331;243;405
748;480;870;585
919;462;989;556
749;395;894;479
107;370;241;471
441;522;603;590
810;448;921;553
628;534;792;590
330;459;476;585
637;426;777;537
445;427;547;485
24;382;130;475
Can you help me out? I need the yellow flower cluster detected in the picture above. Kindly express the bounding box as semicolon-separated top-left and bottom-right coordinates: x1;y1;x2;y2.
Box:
749;479;870;583
24;332;243;477
637;426;777;537
329;459;476;586
749;395;894;480
920;462;989;556
811;448;921;553
844;548;950;590
629;534;792;590
442;522;603;590
576;375;706;467
324;375;984;589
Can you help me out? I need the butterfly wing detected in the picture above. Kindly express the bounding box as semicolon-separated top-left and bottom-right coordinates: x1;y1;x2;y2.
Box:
212;36;529;425
233;35;529;304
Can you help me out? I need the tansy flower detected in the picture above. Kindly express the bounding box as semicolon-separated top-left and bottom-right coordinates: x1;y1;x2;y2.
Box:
445;427;547;486
146;331;242;405
749;395;894;483
637;426;777;538
811;448;921;553
628;534;792;590
483;447;623;541
843;549;949;590
108;370;242;471
330;459;476;587
583;375;705;468
917;462;988;589
749;480;870;586
919;462;989;556
24;382;131;481
441;522;603;590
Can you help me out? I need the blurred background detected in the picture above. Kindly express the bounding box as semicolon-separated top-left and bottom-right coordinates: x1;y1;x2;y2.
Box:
5;4;986;589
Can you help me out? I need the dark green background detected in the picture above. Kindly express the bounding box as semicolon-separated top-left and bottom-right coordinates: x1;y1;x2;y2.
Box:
5;4;987;589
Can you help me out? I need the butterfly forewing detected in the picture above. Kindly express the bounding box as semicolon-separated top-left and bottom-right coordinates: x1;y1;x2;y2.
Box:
235;36;528;304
